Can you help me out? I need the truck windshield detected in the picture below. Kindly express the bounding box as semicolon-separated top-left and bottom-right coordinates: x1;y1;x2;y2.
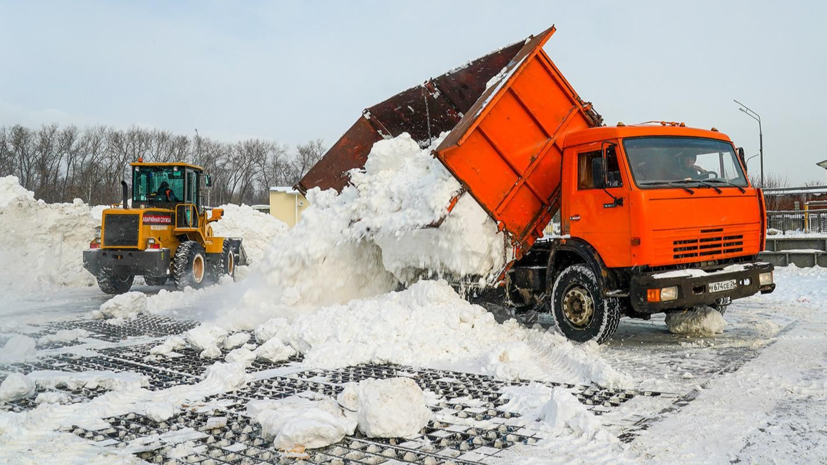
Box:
133;166;185;203
623;137;748;189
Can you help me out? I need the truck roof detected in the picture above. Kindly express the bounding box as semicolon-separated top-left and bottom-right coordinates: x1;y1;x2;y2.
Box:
563;124;732;147
131;162;205;171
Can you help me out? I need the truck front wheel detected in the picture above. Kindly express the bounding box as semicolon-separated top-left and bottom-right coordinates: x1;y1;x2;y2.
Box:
97;271;134;295
551;264;620;344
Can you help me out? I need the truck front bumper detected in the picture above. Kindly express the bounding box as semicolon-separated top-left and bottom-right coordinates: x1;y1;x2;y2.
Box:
629;262;775;313
83;249;170;278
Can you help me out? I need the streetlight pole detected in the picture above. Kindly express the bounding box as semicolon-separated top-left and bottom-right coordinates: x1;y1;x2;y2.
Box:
734;100;763;187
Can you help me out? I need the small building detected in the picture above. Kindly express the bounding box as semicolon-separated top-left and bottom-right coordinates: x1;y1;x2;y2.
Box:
269;187;310;228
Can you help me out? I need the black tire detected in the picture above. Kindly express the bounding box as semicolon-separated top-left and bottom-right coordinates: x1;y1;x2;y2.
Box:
208;240;236;283
144;275;168;286
173;241;207;290
550;264;621;344
97;270;134;295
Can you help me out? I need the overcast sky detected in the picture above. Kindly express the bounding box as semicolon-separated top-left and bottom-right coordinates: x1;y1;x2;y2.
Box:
1;0;825;184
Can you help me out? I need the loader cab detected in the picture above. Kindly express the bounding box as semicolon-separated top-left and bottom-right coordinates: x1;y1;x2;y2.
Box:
132;163;203;210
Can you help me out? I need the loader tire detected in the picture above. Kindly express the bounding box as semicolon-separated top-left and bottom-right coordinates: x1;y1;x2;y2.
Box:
144;275;168;286
550;264;621;344
174;241;207;290
208;240;235;283
97;271;134;295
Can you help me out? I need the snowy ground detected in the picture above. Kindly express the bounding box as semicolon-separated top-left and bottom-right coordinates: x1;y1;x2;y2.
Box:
1;266;825;464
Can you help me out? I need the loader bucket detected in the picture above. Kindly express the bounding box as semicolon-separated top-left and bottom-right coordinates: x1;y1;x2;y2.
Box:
433;26;602;258
296;39;526;194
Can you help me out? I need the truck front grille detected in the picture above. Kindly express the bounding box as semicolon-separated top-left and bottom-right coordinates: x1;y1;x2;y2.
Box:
673;233;744;259
103;214;140;247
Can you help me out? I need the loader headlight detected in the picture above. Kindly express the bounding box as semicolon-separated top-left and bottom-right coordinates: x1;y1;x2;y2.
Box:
95;226;101;240
759;272;773;286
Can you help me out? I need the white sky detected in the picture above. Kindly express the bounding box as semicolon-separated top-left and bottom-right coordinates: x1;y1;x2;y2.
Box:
1;0;824;184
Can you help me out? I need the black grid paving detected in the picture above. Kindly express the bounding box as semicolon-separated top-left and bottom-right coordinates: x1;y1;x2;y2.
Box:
3;315;679;464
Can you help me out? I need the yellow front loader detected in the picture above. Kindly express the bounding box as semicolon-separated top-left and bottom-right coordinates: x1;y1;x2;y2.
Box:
83;161;246;294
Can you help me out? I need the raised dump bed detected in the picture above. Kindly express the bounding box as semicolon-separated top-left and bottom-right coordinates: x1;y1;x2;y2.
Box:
298;26;601;260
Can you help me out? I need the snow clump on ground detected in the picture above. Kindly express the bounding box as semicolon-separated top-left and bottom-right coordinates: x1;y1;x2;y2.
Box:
250;377;430;451
666;307;727;336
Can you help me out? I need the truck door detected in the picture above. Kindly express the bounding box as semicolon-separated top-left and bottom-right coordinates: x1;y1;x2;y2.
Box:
566;143;632;267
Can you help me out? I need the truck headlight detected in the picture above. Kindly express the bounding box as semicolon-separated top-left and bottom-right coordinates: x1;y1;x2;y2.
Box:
759;272;773;286
660;286;678;302
647;286;678;302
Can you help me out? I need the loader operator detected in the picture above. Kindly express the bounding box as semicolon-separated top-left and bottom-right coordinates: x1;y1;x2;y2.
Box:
154;181;179;202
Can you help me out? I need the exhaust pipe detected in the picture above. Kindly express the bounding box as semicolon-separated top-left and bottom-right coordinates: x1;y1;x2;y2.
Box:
121;181;129;209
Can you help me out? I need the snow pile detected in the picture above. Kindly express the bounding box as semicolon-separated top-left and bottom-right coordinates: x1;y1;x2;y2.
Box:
344;377;431;438
210;204;288;264
0;176;97;292
0;334;37;364
247;280;629;388
665;307;726;336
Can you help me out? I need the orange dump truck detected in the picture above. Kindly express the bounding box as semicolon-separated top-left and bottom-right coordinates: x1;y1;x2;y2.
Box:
299;26;775;343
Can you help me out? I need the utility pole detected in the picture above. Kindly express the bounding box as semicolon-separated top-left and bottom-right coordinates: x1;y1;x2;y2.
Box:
734;100;763;187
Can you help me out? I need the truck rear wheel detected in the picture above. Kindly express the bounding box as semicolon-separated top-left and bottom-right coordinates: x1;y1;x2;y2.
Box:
551;264;620;344
97;271;134;295
174;241;207;290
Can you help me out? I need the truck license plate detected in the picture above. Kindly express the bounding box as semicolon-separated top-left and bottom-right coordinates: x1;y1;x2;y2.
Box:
709;280;736;293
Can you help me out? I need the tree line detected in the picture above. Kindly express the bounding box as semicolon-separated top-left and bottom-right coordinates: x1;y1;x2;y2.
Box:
0;124;325;206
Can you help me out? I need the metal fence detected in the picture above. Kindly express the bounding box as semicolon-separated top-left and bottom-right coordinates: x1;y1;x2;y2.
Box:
767;210;827;234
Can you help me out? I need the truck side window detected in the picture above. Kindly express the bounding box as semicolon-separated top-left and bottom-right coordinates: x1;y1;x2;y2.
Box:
605;145;622;188
578;147;623;189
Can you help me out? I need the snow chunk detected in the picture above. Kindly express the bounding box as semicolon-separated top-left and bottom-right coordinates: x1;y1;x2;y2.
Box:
222;332;251;350
254;338;296;363
0;373;36;402
540;388;602;436
0;335;37;363
666;307;726;336
253;396;356;450
354;378;431;438
37;329;90;345
96;292;147;320
185;323;228;352
225;347;256;366
35;391;72;405
150;335;187;356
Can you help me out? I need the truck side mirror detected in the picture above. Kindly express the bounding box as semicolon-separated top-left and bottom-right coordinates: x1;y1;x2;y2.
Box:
204;174;212;187
592;157;606;189
736;147;746;170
